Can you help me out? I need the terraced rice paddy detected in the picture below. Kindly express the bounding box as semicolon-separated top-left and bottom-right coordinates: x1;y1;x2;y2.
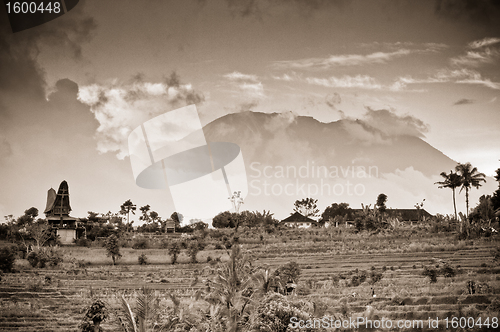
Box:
0;235;499;331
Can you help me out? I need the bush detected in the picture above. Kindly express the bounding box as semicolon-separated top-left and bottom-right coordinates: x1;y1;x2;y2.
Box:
72;258;90;269
0;246;15;272
168;242;181;264
273;261;301;284
350;270;367;287
132;238;149;249
369;271;383;284
249;293;312;331
75;238;92;247
422;266;437;283
27;246;63;268
160;238;170;249
79;299;108;332
440;264;456;278
138;253;148;265
187;241;200;263
104;234;121;265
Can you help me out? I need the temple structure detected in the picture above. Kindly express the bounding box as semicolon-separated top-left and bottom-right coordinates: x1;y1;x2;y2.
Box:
44;180;85;244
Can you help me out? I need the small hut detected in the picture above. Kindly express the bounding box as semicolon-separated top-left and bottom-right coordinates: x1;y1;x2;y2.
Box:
164;219;176;233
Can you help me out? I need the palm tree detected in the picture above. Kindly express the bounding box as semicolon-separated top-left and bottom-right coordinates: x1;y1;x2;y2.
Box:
118;287;158;332
120;199;137;225
435;170;462;220
455;163;486;218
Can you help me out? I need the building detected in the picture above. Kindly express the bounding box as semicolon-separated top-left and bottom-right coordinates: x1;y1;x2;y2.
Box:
44;180;85;244
164;219;176;233
281;212;317;228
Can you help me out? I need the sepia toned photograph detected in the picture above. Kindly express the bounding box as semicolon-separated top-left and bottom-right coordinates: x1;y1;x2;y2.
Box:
0;0;499;331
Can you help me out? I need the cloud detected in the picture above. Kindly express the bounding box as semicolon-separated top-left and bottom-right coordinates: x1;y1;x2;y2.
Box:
224;0;348;18
272;73;294;81
325;92;341;109
306;75;382;90
469;37;500;49
358;41;448;53
450;38;500;67
340;119;387;145
337;108;429;146
263;111;297;132
453;98;475;106
77;73;205;160
224;71;259;83
240;82;264;97
392;68;500;90
224;71;264;98
273;49;411;70
362;107;429;138
450;49;499;67
0;0;96;127
435;0;500;29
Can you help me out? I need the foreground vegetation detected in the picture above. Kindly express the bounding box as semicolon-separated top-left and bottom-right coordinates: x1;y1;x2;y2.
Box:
1;223;499;331
1;160;499;330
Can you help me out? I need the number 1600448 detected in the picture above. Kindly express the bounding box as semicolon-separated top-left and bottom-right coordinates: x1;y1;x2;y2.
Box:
5;2;61;14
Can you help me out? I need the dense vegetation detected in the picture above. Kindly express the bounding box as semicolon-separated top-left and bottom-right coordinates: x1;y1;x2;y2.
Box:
0;161;498;330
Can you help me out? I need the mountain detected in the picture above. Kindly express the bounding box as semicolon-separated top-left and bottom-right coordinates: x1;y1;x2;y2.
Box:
201;111;493;219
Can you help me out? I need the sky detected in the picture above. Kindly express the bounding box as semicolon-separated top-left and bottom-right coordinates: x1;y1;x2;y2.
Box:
1;0;499;223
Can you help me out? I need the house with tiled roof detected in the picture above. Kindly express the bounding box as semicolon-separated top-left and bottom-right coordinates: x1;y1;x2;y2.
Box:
281;212;317;228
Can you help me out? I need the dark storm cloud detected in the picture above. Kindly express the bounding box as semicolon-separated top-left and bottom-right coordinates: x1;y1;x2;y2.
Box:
453;98;475;105
0;0;96;116
224;0;349;18
435;0;500;28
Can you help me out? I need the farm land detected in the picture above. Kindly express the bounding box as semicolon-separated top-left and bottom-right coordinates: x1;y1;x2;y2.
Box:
1;225;499;331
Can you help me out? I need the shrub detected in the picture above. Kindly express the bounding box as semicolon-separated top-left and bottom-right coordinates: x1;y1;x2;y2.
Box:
26;278;44;292
72;258;90;269
104;234;121;265
249;293;311;332
187;241;200;263
369;271;383;284
75;238;91;247
273;261;301;284
168;242;181;264
27;246;63;268
138;253;148;265
440;264;456;278
350;270;367;287
79;299;108;332
160;238;170;249
0;246;15;273
132;238;149;249
422;266;437;283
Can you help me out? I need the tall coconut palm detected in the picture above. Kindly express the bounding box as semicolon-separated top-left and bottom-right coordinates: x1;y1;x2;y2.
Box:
455;163;486;218
435;170;462;220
